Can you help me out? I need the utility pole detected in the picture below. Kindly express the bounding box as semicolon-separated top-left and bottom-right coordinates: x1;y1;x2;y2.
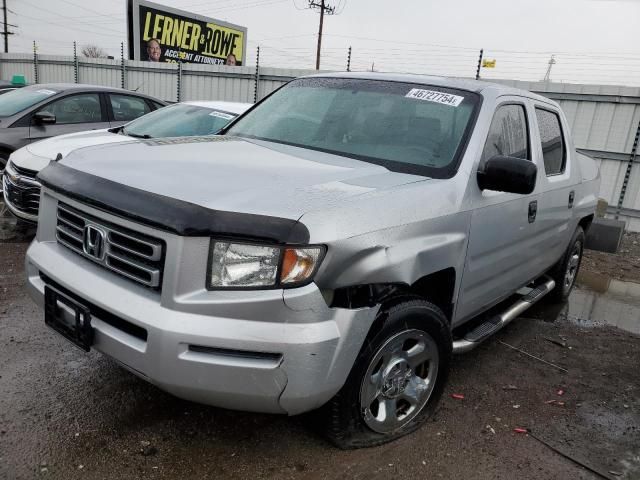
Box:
2;0;17;53
543;55;556;82
309;0;336;70
2;0;6;53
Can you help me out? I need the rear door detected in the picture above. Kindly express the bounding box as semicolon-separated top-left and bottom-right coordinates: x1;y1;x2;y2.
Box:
29;92;110;142
456;99;543;323
530;104;577;271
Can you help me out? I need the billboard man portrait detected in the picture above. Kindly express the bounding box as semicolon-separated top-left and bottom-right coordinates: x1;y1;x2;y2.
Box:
146;38;161;62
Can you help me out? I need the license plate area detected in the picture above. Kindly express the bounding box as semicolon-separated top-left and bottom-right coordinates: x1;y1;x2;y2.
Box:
44;285;94;352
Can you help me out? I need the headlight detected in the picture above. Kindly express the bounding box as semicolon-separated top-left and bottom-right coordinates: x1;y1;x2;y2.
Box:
208;240;325;289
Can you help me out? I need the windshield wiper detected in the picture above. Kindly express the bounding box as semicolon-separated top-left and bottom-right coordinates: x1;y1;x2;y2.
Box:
125;132;153;139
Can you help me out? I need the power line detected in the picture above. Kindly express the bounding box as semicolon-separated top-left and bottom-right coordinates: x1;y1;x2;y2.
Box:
55;0;121;19
17;0;124;35
195;0;289;14
180;0;245;9
13;10;124;38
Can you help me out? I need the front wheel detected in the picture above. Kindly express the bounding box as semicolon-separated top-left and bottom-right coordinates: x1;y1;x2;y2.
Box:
548;226;585;303
325;297;451;449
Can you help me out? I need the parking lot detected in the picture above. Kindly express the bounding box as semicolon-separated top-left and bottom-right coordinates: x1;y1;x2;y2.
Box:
1;228;639;480
2;0;640;477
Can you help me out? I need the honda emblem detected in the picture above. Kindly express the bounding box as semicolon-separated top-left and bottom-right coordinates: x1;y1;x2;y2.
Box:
83;225;106;259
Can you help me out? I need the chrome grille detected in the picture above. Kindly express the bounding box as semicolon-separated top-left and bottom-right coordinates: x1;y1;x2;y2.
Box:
3;174;41;217
56;203;165;289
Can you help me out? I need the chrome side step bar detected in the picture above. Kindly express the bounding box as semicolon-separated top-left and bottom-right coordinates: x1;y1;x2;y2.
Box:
452;276;556;354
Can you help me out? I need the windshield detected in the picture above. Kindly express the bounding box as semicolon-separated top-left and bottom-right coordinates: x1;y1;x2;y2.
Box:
123;103;238;138
226;78;479;177
0;87;59;117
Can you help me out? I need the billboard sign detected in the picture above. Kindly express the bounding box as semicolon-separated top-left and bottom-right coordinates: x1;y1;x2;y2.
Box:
127;0;248;66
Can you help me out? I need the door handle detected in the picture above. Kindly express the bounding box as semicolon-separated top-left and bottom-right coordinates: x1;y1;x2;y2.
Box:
528;200;537;223
568;190;575;209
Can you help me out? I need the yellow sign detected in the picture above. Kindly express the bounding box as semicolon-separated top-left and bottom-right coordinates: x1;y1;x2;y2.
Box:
129;0;247;66
482;59;496;68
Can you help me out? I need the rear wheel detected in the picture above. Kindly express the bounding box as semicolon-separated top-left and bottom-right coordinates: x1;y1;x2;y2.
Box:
548;226;585;302
325;296;451;449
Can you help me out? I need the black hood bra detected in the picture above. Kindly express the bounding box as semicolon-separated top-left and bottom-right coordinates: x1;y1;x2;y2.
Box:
37;162;310;244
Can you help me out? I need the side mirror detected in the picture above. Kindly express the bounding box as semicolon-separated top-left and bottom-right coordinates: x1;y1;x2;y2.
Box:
477;155;537;194
33;111;56;125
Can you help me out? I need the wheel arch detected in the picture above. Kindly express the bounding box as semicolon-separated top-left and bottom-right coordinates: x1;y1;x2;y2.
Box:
578;214;594;233
0;144;14;157
330;267;457;323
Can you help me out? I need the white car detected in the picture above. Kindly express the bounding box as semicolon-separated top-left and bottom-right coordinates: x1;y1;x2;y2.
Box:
2;101;251;222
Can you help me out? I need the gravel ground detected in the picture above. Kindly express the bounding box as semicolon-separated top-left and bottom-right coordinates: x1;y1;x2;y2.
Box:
1;236;639;480
583;232;640;284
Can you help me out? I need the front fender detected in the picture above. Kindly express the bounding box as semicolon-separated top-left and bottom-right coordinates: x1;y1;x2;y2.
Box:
315;211;472;301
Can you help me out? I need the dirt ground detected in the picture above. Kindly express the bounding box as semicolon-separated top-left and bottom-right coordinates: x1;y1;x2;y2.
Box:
582;231;640;283
1;235;639;480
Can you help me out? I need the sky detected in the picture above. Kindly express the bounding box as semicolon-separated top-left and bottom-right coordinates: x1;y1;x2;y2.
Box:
7;0;640;86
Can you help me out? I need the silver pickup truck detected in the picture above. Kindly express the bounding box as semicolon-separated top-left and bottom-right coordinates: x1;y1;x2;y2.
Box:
25;73;599;448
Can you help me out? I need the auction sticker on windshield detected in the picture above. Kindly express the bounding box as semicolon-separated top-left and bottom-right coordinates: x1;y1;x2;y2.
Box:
405;89;464;107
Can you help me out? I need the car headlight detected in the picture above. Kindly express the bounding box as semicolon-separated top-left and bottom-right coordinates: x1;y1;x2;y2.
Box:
207;240;325;289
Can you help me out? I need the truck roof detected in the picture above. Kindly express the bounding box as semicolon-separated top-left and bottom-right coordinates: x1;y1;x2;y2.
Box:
303;71;556;106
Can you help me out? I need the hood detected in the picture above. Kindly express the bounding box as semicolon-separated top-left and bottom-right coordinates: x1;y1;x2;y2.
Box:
59;136;425;220
19;129;130;170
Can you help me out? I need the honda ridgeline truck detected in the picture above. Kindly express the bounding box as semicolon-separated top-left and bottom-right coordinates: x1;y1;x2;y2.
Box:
25;73;599;448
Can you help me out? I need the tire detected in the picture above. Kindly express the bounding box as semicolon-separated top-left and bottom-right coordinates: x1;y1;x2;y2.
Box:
325;296;452;449
548;226;585;303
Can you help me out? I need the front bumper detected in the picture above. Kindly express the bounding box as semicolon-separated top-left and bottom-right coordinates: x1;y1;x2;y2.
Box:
26;238;378;415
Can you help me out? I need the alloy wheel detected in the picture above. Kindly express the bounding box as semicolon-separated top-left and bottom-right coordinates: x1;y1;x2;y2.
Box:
360;329;439;433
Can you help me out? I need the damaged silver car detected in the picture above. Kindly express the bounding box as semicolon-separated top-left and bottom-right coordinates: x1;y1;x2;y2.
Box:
25;73;599;448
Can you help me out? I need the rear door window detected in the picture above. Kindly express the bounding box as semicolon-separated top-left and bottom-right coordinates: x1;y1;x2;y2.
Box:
109;94;151;121
535;108;565;175
481;104;530;163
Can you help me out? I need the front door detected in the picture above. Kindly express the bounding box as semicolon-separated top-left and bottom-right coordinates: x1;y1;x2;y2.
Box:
29;93;110;142
455;99;543;324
